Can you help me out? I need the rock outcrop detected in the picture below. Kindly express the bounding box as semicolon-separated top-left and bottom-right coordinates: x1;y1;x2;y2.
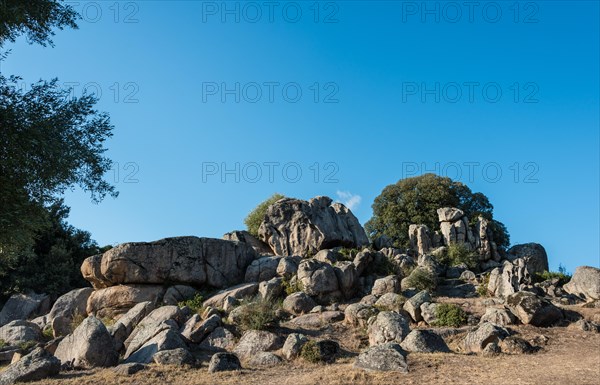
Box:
258;196;369;257
487;259;532;298
563;266;600;300
505;292;563;327
506;243;549;275
82;236;257;289
0;348;60;385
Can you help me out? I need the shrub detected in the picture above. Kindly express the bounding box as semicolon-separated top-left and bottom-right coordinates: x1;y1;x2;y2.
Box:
178;293;204;313
0;339;7;349
100;317;116;328
237;296;280;331
435;243;478;269
372;255;398;277
432;303;468;327
70;312;86;332
404;268;436;292
244;193;285;237
534;266;572;286
42;326;54;340
477;273;490;297
282;276;303;296
365;174;510;250
300;340;322;363
18;340;37;352
337;247;359;261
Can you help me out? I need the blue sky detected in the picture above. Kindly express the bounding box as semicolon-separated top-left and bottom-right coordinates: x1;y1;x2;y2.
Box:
1;1;598;272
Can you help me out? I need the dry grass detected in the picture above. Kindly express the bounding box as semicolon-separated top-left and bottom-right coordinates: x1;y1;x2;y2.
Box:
27;324;600;385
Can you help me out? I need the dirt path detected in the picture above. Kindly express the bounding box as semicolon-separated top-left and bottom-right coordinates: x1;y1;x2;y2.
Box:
31;326;600;385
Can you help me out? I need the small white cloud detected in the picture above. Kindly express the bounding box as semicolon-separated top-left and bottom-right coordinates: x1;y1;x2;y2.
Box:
336;190;362;211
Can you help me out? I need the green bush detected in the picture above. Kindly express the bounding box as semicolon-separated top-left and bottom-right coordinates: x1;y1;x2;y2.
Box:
438;243;479;269
535;265;572;286
404;268;436;292
178;293;205;313
300;340;322;363
477;273;490;297
18;340;37;352
365;174;509;250
282;276;303;296
337;247;359;261
0;339;7;349
432;303;468;327
42;326;54;340
244;193;285;237
237;296;280;331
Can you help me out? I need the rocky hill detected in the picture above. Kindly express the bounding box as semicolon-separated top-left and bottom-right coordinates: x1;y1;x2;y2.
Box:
0;196;598;385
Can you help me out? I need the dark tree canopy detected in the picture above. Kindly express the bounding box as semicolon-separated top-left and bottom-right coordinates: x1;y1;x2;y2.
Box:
0;200;109;296
0;0;78;47
0;75;117;257
365;174;509;250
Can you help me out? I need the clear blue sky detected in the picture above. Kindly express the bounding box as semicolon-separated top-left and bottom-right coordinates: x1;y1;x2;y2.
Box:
1;1;598;272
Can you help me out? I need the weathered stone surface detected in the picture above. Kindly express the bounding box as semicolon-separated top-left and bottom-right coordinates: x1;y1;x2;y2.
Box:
353;250;376;276
368;311;411;346
109;301;154;352
297;259;341;304
48;288;93;323
420;302;440;325
245;256;281;283
314;249;339;264
82;236;257;289
460;270;476;281
334;261;359;299
403;290;432;322
488;259;531;298
437;208;465;222
564;266;600;300
354;343;408;372
86;284;165;319
287;311;344;329
208;352;241;373
463;322;509;353
181;314;221;344
375;293;405;312
276;256;301;278
233;330;283;358
0;293;49;327
152;348;195;366
259;277;283;300
81;254;110;289
0;320;42;345
371;275;401;296
203;283;259;309
162;285;199;306
282;292;317;315
499;336;537;354
125;323;187;364
112;362;148;376
482;342;501;357
505;292;563;327
373;235;393;251
480;307;516;326
124;306;184;358
344;303;378;328
282;333;308;360
507;243;549;275
409;225;432;256
54;316;118;369
0;348;60;385
400;330;450;353
199;327;236;351
247;352;282;367
258;196;369;257
223;230;273;255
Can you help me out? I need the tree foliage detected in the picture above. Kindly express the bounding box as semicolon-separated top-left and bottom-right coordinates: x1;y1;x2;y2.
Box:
0;0;79;48
244;193;285;237
365;174;509;249
0;75;117;257
0;201;109;296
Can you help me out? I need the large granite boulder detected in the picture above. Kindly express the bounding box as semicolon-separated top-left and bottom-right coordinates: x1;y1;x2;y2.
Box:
223;230;274;255
0;293;49;327
258;196;369;257
123;306;185;358
487;259;531;298
54;316;119;369
0;320;42;345
505;291;563;327
109;301;155;352
463;322;509;353
367;311;411;346
354;343;408;372
507;243;549;275
408;225;432;256
81;236;257;289
400;330;450;353
86;284;165;319
564;266;600;300
297;259;342;304
48;288;94;324
0;348;60;385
